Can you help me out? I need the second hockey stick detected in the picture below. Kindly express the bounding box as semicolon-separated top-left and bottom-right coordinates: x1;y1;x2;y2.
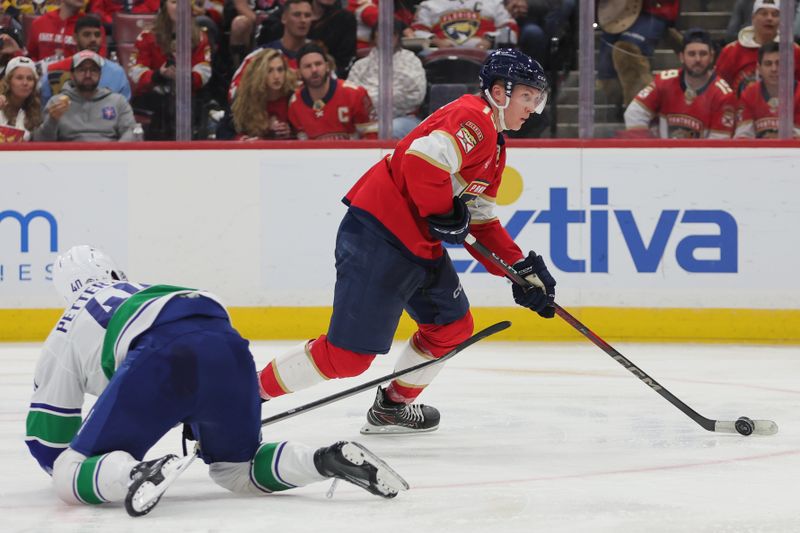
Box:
126;320;512;517
464;234;778;437
260;320;512;426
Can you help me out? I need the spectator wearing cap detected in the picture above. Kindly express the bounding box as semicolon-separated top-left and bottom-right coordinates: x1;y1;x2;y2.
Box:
288;42;377;140
0;56;42;141
623;28;736;138
26;0;108;61
716;0;800;96
40;15;131;104
735;42;800;138
346;19;425;139
35;50;136;141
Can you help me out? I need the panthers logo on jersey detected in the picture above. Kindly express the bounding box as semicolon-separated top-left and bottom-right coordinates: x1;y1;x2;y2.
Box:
440;11;480;44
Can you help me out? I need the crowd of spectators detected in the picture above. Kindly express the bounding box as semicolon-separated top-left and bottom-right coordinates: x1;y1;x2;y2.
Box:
0;0;798;143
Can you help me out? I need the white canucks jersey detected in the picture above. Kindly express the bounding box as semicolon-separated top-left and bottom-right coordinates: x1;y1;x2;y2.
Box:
25;281;227;473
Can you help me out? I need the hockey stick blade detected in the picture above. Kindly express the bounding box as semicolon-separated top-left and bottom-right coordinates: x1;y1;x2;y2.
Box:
464;234;779;437
714;419;779;436
260;320;511;427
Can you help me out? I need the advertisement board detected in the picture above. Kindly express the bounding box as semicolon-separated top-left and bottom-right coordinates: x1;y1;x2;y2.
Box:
1;144;798;341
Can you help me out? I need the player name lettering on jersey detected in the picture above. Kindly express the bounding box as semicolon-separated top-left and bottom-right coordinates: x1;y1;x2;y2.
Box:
55;283;107;334
666;114;704;136
754;117;779;137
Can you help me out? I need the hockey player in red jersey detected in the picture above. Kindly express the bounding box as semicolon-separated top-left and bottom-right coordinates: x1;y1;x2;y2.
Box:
260;48;556;434
288;43;378;140
735;42;800;138
624;28;736;138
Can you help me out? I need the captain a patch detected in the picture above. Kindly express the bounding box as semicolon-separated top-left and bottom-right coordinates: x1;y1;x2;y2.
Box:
101;106;117;120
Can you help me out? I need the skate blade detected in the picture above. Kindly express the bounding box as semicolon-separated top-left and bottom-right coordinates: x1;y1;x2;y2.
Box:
359;422;439;435
344;442;410;495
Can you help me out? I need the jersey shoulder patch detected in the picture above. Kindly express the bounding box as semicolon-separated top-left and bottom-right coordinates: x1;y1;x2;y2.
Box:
454;119;486;154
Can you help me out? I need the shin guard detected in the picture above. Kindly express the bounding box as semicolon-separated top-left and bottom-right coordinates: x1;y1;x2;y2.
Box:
386;312;474;404
53;448;138;505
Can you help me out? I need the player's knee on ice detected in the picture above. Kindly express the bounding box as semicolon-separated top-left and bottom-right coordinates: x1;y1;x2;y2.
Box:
53;448;138;505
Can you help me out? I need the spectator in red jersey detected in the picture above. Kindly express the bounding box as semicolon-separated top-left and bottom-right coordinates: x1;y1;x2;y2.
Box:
412;0;518;51
40;15;131;103
27;0;107;61
288;42;376;140
88;0;160;25
0;56;41;142
735;42;800;138
128;0;211;139
716;0;800;96
623;28;736;138
597;0;680;107
231;47;295;139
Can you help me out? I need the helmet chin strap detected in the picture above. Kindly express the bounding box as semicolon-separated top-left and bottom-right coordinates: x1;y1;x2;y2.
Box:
484;88;511;131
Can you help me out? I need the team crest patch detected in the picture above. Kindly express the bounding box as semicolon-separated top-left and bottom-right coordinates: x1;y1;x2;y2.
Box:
441;11;480;44
456;125;478;153
101;106;117;120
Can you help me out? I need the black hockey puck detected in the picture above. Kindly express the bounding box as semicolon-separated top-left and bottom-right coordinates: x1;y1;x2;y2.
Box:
735;416;755;436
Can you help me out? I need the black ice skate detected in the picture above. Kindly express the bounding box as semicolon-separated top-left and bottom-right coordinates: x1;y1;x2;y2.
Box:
360;387;440;435
313;441;409;498
125;453;196;517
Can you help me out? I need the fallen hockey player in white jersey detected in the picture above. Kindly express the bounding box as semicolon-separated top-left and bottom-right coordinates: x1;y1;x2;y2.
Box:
25;245;408;516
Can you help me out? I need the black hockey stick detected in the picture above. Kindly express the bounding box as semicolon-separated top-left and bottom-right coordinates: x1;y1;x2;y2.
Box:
464;234;778;437
260;320;512;426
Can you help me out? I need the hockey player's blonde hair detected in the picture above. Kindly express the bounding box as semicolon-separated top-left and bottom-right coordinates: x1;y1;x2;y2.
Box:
232;48;296;138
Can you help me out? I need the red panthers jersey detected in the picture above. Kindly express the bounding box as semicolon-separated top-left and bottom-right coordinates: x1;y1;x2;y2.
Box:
288;78;378;140
344;94;523;271
735;81;800;138
128;30;212;96
411;0;518;47
625;69;736;138
716;41;800;96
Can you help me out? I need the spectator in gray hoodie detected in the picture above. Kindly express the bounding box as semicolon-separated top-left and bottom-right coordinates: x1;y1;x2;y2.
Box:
36;50;137;142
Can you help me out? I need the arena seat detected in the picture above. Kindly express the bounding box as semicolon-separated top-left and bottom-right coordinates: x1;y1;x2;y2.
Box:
112;13;156;45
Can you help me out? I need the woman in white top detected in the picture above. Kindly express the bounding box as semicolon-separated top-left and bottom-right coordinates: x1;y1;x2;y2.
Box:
0;56;42;142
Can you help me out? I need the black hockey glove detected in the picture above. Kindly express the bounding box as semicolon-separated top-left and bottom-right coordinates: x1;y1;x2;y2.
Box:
512;251;557;318
427;196;471;245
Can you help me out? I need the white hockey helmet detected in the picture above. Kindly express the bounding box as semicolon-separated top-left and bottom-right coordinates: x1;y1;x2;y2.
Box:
52;245;127;304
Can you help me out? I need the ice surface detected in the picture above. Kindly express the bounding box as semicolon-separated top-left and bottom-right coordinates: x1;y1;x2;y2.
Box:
2;339;798;532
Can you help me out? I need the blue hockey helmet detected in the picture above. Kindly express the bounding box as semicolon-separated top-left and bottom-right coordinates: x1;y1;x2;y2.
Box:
479;48;549;95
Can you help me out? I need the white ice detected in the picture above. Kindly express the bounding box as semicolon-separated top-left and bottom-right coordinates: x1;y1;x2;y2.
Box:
2;338;799;533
